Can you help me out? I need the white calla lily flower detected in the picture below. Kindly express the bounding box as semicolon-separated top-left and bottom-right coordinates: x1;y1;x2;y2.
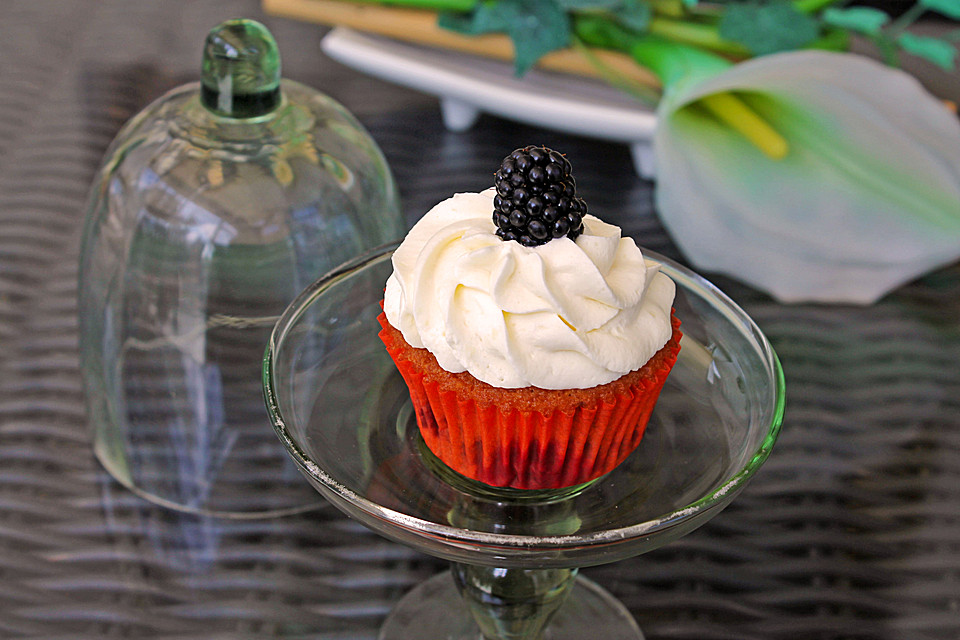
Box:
653;50;960;304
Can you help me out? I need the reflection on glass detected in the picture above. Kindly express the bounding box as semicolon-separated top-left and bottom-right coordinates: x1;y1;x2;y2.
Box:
264;244;784;639
79;19;404;517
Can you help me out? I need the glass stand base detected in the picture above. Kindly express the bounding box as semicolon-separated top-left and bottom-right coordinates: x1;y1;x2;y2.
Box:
94;448;322;520
379;571;644;640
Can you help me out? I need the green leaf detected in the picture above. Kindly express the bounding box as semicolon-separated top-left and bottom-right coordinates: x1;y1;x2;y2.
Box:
439;1;511;35
919;0;960;20
440;0;571;74
572;13;636;50
616;0;652;31
441;0;566;35
555;0;621;9
822;7;890;36
719;0;820;55
898;32;957;70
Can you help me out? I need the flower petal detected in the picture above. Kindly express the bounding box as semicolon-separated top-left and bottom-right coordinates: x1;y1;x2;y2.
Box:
654;50;960;304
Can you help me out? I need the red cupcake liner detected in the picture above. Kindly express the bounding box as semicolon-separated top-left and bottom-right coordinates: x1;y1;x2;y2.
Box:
379;311;681;489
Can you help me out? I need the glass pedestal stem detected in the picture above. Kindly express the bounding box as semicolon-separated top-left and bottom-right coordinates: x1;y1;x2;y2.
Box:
452;564;579;640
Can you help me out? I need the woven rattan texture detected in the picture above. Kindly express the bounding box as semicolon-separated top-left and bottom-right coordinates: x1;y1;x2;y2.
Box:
1;1;958;638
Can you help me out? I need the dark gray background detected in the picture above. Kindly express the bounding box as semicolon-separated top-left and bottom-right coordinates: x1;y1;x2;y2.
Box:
1;1;958;638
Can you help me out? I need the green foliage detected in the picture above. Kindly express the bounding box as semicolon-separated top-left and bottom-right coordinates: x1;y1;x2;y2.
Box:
439;0;954;83
555;0;621;9
440;0;571;74
919;0;960;20
822;7;890;36
616;0;653;31
718;0;820;55
898;32;957;69
440;0;657;75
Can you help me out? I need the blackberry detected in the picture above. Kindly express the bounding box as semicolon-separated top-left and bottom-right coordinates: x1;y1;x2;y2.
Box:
493;145;586;247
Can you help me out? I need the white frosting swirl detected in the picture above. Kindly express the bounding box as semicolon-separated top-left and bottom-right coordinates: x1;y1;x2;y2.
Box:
384;189;676;389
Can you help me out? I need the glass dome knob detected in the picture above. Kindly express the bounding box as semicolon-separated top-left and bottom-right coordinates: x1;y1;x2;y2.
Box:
201;19;281;118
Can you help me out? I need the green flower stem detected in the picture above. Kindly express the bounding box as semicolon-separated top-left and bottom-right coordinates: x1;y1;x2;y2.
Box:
886;1;926;36
629;35;791;158
647;16;750;56
626;35;732;86
589;12;843;58
875;34;900;66
647;0;686;19
573;14;637;51
793;0;843;14
865;0;927;66
810;28;851;52
571;36;661;105
575;17;790;159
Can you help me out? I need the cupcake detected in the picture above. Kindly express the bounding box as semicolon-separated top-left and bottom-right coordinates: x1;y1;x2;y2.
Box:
379;146;681;490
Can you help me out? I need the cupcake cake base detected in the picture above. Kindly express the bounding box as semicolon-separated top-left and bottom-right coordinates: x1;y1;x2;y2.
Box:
378;311;682;490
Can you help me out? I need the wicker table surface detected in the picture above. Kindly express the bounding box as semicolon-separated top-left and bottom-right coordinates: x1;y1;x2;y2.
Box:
1;1;958;638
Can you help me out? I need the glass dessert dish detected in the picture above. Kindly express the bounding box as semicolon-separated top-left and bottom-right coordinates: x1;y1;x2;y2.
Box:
263;242;785;639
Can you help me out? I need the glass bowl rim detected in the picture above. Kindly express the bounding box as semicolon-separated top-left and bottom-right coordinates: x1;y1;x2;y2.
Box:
263;241;785;550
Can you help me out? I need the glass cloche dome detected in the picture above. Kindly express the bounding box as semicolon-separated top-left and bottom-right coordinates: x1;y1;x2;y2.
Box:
78;18;404;517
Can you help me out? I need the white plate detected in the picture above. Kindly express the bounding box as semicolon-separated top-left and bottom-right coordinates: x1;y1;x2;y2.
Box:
320;28;658;178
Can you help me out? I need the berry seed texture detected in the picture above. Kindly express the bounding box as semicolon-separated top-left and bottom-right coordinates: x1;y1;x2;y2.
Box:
493;146;586;247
